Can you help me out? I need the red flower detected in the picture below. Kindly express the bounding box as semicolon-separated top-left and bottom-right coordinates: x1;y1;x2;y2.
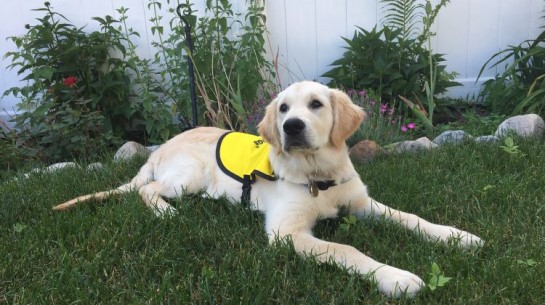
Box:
63;76;78;87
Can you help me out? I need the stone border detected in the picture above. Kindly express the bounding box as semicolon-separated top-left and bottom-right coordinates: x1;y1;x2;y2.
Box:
18;114;545;176
350;114;545;161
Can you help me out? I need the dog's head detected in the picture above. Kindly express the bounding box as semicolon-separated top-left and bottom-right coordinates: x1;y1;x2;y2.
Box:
258;81;366;154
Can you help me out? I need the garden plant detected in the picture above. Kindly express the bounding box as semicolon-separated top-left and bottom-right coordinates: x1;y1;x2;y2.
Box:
147;0;276;131
478;12;545;116
1;0;275;167
2;2;177;163
323;0;458;136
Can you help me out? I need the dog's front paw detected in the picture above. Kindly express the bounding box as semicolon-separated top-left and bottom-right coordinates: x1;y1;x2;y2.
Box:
373;265;424;298
432;225;484;249
152;203;178;218
455;230;484;249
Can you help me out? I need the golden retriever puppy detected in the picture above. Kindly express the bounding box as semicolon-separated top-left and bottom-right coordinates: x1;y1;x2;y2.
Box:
53;81;483;298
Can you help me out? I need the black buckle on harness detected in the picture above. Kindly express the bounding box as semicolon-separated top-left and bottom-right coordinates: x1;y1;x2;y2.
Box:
241;175;252;205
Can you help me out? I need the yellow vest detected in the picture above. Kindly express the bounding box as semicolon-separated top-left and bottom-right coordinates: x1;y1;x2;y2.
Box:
216;131;276;185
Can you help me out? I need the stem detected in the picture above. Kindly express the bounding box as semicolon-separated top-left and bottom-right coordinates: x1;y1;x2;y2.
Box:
427;32;434;124
46;4;60;46
150;0;176;89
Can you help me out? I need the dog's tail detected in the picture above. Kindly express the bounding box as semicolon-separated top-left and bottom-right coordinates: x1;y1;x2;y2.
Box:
52;163;154;211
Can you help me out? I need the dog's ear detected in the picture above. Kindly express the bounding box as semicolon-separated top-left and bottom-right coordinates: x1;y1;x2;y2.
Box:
330;89;366;149
258;99;282;154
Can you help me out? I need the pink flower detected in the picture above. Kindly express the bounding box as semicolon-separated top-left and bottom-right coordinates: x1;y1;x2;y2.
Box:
380;103;388;114
401;125;408;132
370;99;375;106
347;89;356;96
407;122;416;129
358;90;367;96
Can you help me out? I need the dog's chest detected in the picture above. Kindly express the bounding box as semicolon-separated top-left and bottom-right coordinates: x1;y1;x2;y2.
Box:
254;179;343;219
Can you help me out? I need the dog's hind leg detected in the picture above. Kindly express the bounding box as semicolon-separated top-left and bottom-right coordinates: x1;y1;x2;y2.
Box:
138;181;179;217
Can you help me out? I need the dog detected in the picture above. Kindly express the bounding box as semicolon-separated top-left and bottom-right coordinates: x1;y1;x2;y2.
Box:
53;81;483;298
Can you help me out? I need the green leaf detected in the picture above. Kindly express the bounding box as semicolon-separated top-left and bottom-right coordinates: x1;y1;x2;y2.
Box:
431;262;440;274
504;137;514;147
427;262;451;291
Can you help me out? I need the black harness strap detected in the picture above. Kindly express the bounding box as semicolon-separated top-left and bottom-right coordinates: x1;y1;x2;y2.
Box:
241;175;252;205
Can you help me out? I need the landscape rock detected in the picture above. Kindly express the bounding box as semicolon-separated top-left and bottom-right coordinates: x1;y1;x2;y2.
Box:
349;140;384;162
474;135;500;144
433;130;473;145
87;162;104;171
392;137;438;154
114;141;151;162
21;162;78;179
494;114;545;138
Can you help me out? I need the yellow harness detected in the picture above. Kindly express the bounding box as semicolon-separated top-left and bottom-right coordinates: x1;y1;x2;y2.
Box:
216;131;277;202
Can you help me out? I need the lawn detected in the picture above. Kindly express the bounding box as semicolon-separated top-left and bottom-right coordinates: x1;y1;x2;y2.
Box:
1;140;544;304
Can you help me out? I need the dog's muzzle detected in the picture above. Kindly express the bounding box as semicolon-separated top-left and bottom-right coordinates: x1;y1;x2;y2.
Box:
283;118;310;151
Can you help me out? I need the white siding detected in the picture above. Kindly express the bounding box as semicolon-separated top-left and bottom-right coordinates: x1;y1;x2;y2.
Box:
1;0;543;123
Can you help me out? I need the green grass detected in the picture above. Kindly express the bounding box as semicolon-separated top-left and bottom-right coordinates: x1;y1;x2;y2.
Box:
2;140;545;304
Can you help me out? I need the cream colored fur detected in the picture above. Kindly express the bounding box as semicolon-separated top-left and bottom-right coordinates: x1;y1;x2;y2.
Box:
53;81;483;298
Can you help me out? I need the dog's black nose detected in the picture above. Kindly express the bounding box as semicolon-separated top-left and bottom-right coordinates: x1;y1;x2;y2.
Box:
283;118;305;136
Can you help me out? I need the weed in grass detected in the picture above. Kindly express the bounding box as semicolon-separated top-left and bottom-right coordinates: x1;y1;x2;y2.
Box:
500;136;525;156
516;259;538;267
427;262;452;291
12;223;27;234
340;215;358;232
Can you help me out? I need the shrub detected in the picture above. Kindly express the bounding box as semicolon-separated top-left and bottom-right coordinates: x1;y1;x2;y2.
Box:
478;25;545;115
148;0;277;131
2;2;176;162
323;0;458;136
0;129;26;180
322;11;457;105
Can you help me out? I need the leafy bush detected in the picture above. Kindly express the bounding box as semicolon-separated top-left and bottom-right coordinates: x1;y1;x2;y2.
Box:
323;26;454;103
323;0;458;136
0;129;27;180
323;8;457;104
148;0;277;131
3;2;176;162
478;26;545;115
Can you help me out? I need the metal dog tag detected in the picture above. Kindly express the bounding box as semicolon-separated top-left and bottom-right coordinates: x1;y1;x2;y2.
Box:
309;180;319;197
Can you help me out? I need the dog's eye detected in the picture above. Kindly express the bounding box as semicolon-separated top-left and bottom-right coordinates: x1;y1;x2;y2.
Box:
310;99;323;109
279;103;289;113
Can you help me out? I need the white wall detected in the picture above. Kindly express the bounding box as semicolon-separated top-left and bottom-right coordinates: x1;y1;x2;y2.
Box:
1;0;543;126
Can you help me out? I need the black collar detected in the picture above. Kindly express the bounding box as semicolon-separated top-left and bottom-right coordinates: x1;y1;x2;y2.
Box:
313;179;336;191
278;176;353;191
